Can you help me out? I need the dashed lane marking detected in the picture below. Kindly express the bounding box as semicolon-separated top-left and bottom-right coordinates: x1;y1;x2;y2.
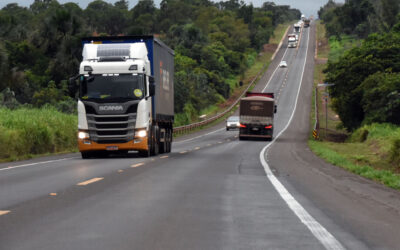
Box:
194;147;201;150
77;177;104;186
160;156;169;159
118;170;124;173
49;193;57;196
0;210;10;216
131;163;145;168
262;45;290;92
180;151;187;154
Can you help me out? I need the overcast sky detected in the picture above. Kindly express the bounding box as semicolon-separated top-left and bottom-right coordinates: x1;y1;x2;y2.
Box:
0;0;344;18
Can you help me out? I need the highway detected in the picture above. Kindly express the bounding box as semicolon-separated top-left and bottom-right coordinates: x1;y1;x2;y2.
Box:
1;23;400;250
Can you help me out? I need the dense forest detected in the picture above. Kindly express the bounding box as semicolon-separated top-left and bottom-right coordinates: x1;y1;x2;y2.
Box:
0;0;300;123
318;0;400;131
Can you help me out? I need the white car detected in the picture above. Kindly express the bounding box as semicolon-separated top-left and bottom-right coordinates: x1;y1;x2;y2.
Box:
279;61;287;67
226;116;240;131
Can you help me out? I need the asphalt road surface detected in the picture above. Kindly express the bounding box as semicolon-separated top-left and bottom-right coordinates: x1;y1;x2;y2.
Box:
1;23;400;250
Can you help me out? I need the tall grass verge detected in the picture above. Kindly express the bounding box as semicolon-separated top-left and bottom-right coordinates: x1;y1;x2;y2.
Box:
0;107;77;161
309;140;400;190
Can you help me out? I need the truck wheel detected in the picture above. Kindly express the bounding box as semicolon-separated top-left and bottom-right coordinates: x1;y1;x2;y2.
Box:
159;128;166;154
166;128;172;153
150;125;159;156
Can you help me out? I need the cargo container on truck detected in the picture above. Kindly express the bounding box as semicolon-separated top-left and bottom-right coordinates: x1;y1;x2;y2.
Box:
70;36;174;158
239;92;276;140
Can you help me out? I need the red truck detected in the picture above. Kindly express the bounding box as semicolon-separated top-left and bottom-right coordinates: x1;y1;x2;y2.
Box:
239;92;277;140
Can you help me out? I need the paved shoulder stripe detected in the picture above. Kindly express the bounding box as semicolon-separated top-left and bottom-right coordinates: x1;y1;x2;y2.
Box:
259;27;345;250
0;158;77;172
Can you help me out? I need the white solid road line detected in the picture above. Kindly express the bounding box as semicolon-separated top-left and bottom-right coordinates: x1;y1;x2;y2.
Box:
0;157;78;172
259;28;345;250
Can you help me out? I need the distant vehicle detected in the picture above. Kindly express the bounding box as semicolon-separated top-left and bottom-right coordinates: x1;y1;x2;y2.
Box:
239;92;277;140
226;116;240;130
288;33;298;41
279;61;287;67
294;23;301;33
288;37;297;48
304;19;310;27
301;14;305;21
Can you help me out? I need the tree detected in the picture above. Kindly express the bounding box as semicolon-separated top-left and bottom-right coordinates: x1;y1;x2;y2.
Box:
324;31;400;130
359;72;400;125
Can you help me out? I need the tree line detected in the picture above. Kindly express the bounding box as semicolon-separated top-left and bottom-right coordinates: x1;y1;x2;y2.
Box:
318;0;399;38
319;0;400;131
0;0;300;122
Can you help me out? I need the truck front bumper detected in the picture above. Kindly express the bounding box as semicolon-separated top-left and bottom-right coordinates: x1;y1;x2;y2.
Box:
78;137;148;152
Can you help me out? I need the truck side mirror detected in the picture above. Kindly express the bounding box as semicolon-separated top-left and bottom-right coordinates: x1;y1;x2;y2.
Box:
68;75;79;96
149;76;155;96
274;105;277;114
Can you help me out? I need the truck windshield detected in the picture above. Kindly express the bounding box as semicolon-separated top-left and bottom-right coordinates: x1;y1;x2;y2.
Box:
80;74;145;102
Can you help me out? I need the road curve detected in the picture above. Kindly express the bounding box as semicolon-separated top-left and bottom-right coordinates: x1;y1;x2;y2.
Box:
0;22;399;250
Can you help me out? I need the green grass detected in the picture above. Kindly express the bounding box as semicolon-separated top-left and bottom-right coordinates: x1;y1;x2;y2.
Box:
316;21;329;59
0;107;77;162
269;22;291;45
309;140;400;190
328;35;361;62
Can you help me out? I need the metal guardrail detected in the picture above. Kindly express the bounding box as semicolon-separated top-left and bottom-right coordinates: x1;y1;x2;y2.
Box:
173;65;267;135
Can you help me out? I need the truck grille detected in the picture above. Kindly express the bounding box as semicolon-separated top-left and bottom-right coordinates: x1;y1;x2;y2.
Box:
86;113;136;143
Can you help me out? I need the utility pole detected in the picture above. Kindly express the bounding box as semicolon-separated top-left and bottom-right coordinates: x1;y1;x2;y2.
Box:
318;83;335;139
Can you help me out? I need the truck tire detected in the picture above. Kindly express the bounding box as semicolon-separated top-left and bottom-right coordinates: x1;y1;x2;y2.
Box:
166;128;172;153
159;128;166;154
150;125;159;156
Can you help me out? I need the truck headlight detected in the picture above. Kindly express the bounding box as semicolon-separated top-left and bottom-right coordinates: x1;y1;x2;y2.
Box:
136;130;147;138
78;131;90;139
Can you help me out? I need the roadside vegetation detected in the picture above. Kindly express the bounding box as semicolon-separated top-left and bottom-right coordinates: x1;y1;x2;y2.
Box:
0;0;300;126
310;0;400;190
175;22;290;126
0;107;77;162
0;0;294;162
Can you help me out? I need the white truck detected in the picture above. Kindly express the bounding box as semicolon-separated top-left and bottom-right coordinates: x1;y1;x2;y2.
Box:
294;23;301;33
70;36;174;158
288;34;298;48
